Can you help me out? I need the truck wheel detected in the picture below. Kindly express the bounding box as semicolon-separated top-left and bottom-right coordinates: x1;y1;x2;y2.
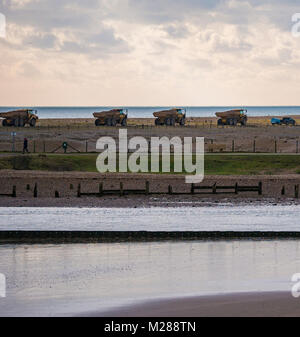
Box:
105;118;111;126
2;119;8;127
95;119;101;126
111;118;117;127
227;118;234;126
19;118;25;127
121;118;127;126
14;118;20;127
30;118;36;127
165;118;171;126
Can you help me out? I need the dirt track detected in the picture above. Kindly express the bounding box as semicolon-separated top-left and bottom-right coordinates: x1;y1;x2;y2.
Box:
1;116;300;153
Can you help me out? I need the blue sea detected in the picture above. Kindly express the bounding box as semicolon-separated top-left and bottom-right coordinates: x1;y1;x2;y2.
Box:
1;106;300;119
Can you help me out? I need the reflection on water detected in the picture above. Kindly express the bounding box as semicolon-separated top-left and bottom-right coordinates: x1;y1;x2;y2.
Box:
1;205;300;231
0;240;299;316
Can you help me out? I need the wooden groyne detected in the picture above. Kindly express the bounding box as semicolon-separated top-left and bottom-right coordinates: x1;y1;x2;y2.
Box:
0;185;16;198
1;181;264;198
1;231;300;244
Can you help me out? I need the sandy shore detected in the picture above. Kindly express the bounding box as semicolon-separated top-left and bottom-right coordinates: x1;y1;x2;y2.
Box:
1;171;300;206
84;292;300;317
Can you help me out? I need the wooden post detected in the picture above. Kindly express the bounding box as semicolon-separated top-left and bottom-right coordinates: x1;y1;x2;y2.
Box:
274;139;277;153
295;185;299;199
33;140;36;153
43;141;46;153
145;181;149;195
12;185;16;198
297;140;299;154
55;191;59;198
168;185;173;195
232;140;235;153
281;186;285;196
85;141;88;153
212;183;217;194
26;184;30;191
253;139;256;153
235;183;238;194
99;182;103;196
77;184;81;198
258;182;262;196
120;182;124;196
34;183;37;198
191;183;195;194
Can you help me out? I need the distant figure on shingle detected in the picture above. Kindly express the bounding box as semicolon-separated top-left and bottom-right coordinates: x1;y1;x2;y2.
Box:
23;138;29;154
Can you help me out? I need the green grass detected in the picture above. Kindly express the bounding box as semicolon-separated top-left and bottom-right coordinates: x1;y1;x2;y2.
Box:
0;154;97;172
1;153;300;175
205;155;300;175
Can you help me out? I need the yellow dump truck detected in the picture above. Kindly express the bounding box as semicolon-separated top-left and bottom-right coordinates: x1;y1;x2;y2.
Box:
93;109;128;126
153;108;186;126
216;109;247;126
0;109;38;127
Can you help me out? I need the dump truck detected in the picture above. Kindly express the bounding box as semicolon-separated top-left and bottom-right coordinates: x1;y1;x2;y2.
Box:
216;109;247;126
0;109;38;127
153;108;186;126
93;109;128;126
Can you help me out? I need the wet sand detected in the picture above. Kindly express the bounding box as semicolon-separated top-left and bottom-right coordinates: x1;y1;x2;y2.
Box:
87;292;300;317
0;195;298;208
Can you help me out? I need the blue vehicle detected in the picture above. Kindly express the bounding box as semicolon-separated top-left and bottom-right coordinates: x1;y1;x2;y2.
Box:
271;117;296;126
271;118;281;125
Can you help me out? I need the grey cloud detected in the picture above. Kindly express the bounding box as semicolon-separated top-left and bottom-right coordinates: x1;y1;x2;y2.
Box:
212;36;253;53
1;0;129;57
1;0;299;59
61;29;129;57
164;24;189;39
24;33;57;49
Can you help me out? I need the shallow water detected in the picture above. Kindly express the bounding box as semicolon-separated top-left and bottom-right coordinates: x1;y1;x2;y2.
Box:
1;205;300;316
0;205;300;231
0;240;299;316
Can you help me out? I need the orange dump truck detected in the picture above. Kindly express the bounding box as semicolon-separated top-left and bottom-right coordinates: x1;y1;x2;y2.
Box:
153;108;186;126
0;109;38;127
93;109;128;126
216;109;247;126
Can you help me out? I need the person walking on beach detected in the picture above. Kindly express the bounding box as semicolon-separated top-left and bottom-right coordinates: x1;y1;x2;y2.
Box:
23;138;29;154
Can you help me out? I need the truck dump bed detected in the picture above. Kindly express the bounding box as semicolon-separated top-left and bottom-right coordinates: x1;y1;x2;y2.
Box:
215;110;244;118
153;109;179;118
0;110;29;119
93;109;123;118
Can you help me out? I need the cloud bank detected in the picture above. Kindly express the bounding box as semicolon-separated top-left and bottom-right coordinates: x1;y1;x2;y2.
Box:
0;0;300;105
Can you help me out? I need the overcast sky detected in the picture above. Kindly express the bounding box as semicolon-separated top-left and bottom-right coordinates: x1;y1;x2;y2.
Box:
0;0;300;106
